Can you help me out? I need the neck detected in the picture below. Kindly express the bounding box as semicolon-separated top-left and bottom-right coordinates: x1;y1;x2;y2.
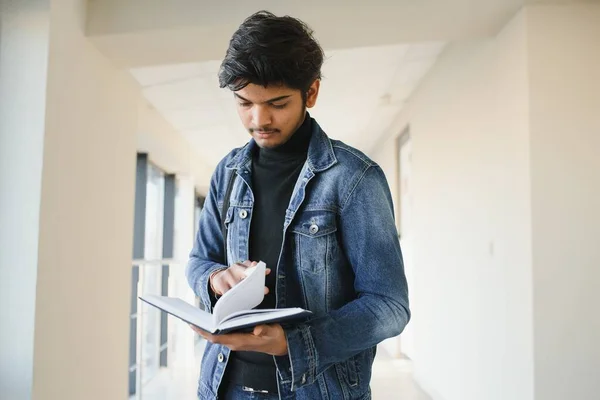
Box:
261;112;311;155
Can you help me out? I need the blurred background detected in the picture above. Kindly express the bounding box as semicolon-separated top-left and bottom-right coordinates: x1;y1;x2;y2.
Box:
1;1;599;399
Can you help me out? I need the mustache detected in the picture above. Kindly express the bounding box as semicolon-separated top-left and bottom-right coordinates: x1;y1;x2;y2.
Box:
250;127;280;133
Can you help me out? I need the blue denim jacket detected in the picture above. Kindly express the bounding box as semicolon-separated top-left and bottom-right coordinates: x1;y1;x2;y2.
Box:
186;119;410;400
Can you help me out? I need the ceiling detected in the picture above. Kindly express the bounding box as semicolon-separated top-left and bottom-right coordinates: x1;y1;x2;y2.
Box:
87;0;533;68
129;42;445;167
87;0;561;174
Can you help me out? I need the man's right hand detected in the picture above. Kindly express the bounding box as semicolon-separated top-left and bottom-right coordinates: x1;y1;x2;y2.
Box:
210;260;271;297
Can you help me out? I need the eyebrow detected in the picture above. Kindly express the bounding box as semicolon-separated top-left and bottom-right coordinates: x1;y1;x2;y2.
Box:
234;93;292;104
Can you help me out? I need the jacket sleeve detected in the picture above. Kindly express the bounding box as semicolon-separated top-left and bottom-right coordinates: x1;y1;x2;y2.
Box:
185;167;229;312
274;165;410;391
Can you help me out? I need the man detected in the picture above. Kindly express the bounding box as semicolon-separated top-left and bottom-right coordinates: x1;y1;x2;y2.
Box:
186;10;410;400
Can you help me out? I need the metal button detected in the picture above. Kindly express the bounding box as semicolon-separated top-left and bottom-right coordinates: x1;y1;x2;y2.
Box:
309;224;319;235
239;209;248;219
218;353;224;362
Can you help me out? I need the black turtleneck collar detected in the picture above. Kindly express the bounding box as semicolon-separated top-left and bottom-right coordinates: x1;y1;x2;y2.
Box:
255;112;312;160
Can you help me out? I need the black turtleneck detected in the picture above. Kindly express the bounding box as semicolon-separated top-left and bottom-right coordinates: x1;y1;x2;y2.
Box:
222;113;312;394
250;113;312;309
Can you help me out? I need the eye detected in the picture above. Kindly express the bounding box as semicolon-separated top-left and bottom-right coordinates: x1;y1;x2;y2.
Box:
271;103;288;109
238;102;252;108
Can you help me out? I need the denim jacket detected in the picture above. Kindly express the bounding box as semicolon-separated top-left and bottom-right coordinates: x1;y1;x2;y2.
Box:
186;119;410;400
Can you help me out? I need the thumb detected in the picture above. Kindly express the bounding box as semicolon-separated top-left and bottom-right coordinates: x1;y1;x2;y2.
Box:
253;325;269;337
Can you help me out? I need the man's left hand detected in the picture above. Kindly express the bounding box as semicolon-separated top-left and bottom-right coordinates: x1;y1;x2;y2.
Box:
190;324;288;356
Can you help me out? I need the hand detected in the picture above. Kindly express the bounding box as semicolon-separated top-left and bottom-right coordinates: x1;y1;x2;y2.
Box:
210;260;271;297
190;323;288;356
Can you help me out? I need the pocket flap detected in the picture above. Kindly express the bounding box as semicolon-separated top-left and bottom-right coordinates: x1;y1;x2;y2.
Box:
290;210;337;238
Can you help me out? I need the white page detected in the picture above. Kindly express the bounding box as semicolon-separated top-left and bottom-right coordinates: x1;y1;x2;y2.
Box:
212;261;266;325
219;308;281;324
217;308;308;332
140;295;215;333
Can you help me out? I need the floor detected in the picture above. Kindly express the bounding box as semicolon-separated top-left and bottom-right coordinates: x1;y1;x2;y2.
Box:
370;349;432;400
131;341;431;400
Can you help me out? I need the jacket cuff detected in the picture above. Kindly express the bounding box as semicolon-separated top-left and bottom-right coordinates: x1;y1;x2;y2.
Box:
198;264;226;312
274;325;317;391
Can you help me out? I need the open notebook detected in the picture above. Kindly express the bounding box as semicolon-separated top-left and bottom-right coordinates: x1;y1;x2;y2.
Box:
140;262;311;334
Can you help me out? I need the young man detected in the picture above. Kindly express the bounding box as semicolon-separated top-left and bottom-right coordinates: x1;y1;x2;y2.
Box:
186;10;410;400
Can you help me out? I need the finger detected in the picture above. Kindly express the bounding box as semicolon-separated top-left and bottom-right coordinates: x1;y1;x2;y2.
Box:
230;268;248;282
223;274;239;289
212;274;232;294
231;263;247;272
217;333;260;351
264;286;270;295
265;268;271;275
190;324;209;337
251;261;258;267
219;332;251;342
231;263;249;275
253;325;267;336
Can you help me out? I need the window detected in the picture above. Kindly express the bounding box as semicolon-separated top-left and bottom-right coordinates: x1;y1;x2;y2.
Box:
129;154;174;396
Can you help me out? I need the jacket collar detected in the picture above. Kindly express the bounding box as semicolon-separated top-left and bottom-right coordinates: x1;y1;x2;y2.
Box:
225;117;337;173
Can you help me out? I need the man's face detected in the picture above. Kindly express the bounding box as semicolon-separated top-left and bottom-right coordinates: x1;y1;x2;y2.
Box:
234;80;320;149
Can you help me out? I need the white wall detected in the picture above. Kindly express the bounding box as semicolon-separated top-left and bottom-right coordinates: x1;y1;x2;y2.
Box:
371;10;534;400
527;5;600;400
0;1;214;398
30;0;139;398
0;0;50;398
372;4;600;400
137;100;213;194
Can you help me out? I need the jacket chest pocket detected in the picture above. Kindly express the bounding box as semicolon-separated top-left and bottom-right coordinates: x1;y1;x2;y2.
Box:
289;210;338;273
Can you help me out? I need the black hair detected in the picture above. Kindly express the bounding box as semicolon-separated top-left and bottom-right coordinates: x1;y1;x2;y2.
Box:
218;11;324;97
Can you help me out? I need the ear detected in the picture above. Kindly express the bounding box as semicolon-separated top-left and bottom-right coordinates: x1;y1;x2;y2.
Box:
305;80;320;108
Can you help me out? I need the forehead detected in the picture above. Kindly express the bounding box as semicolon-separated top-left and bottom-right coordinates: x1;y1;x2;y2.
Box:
234;83;299;102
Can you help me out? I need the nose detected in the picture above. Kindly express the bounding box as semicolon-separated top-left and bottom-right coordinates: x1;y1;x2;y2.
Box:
251;105;272;128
